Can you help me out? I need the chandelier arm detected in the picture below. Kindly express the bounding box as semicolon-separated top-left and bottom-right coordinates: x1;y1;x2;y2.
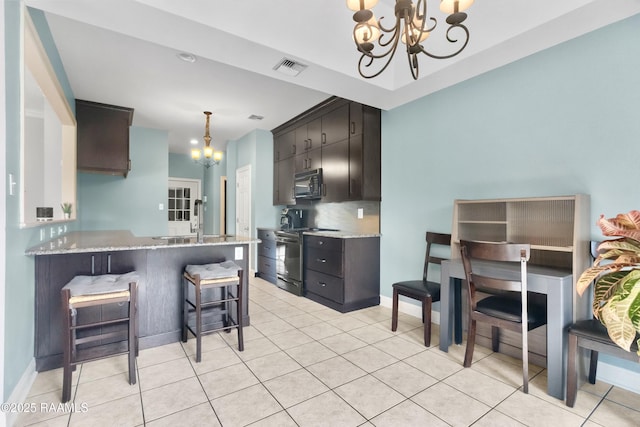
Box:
377;14;398;33
358;16;402;60
408;52;419;80
419;24;470;60
357;30;402;79
376;16;401;49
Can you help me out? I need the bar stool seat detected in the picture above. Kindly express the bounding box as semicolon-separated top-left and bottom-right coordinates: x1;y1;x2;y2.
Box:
182;261;244;362
61;271;139;403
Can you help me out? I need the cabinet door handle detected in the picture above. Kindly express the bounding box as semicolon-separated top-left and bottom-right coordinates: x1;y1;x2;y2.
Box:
350;121;356;134
292;144;296;154
107;254;111;273
128;159;132;171
318;240;324;245
322;133;326;144
307;139;312;149
317;258;326;263
91;255;95;275
319;282;327;287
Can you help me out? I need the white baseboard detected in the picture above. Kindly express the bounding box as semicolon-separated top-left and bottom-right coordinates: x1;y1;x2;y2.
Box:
5;359;37;427
597;360;640;394
379;295;440;325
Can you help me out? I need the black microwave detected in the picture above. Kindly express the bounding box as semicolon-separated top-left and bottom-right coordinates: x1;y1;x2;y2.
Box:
294;168;323;200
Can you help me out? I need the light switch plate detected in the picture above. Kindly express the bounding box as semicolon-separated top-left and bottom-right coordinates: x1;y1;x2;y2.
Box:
234;246;243;260
357;208;364;219
158;203;164;211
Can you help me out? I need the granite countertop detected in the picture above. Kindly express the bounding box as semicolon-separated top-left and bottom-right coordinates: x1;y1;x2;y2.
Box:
25;230;261;255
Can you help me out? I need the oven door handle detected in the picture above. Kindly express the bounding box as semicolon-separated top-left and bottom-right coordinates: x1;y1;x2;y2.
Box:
275;236;299;244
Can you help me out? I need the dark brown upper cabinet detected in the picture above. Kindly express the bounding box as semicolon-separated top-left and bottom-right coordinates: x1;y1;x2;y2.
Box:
295;118;322;153
76;100;134;177
321;103;349;146
271;96;380;205
274;129;296;161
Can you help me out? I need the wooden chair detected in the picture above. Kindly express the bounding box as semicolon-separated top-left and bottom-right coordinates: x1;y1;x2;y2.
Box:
61;272;139;403
566;320;639;407
459;240;547;393
565;240;640;405
183;261;244;362
391;232;451;347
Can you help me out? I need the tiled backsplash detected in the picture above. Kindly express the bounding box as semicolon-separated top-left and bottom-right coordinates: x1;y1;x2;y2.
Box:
294;201;380;234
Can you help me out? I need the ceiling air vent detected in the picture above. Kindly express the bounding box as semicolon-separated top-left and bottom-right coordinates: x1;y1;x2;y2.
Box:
273;58;307;77
248;114;264;120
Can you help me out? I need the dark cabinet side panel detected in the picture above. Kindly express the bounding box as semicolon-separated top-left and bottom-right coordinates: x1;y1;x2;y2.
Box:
76;100;133;177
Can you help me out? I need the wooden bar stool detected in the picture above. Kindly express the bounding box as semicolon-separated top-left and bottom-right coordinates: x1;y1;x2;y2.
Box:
60;272;139;403
182;261;244;362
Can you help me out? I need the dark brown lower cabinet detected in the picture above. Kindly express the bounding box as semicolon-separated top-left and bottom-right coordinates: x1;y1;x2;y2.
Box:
257;228;277;285
34;244;250;371
304;235;380;312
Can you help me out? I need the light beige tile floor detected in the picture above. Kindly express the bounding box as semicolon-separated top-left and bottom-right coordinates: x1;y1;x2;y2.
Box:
14;277;640;427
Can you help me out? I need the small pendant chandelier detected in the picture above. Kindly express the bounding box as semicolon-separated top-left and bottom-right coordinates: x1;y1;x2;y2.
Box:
347;0;473;80
191;111;223;168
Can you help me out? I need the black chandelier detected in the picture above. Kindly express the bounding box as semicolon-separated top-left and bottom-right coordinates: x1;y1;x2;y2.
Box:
348;0;473;80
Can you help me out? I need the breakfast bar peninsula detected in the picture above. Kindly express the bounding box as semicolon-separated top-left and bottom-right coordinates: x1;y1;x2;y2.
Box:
26;230;260;371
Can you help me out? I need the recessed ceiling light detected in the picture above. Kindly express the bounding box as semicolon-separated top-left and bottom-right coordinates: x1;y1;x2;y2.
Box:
177;52;197;63
190;139;198;145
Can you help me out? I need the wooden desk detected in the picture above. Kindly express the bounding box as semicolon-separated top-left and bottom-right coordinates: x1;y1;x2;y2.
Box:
439;259;573;400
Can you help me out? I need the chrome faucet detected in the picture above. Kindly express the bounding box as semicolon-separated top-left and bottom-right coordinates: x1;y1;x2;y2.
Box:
191;199;204;243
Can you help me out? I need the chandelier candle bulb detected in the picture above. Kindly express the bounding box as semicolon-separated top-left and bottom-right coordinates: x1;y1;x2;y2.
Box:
346;0;380;11
440;0;474;14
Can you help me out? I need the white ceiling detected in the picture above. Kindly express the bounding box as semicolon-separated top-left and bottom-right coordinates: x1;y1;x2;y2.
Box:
24;0;640;155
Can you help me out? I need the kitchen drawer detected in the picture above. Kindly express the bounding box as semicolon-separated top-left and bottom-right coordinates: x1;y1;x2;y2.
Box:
305;269;344;304
257;229;276;241
258;255;276;276
305;247;343;277
305;235;343;252
258;240;276;258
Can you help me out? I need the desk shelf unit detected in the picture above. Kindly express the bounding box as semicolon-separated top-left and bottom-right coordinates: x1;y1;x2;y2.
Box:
452;194;591;320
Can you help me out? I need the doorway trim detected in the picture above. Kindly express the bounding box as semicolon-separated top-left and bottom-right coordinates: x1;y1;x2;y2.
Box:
168;177;201;236
235;165;252;238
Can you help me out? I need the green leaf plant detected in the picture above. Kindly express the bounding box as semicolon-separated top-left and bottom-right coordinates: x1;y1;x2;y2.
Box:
576;210;640;354
60;203;72;214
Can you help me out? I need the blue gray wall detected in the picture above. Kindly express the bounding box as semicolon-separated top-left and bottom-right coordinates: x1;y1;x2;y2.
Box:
77;127;169;236
168;152;226;235
3;5;78;398
380;14;640;375
226;129;281;269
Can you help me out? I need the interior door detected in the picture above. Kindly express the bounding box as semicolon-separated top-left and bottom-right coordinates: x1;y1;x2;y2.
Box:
167;178;201;236
235;166;251;238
